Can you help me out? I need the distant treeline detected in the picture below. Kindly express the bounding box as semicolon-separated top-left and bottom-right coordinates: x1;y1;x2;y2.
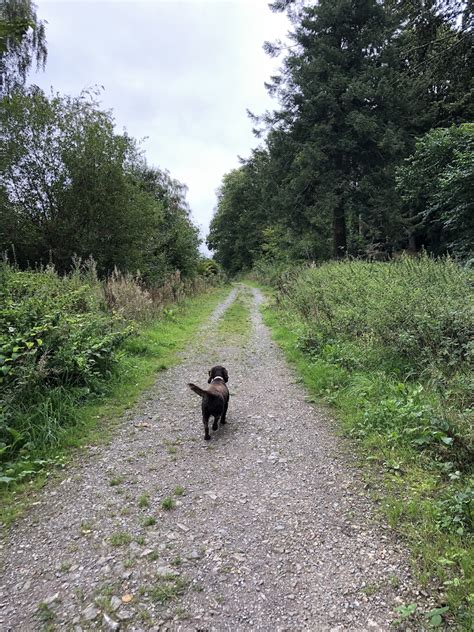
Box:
0;2;203;283
208;0;473;272
0;88;201;283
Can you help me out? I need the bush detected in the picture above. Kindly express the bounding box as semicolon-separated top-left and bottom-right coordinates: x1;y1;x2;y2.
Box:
0;263;131;464
0;259;224;475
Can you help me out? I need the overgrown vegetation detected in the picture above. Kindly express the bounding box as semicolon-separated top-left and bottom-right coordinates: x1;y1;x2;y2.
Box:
0;259;226;504
254;255;473;629
0;2;227;503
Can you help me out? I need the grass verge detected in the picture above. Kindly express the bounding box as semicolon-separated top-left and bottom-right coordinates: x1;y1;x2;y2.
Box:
251;282;473;631
0;285;231;528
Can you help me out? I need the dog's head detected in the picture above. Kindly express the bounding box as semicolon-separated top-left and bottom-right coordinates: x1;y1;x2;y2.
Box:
208;365;229;384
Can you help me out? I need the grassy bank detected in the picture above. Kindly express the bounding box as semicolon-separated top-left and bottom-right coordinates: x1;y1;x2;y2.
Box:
0;261;229;524
250;256;473;629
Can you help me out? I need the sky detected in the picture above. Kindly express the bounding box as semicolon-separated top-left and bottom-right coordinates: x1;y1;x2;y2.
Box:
31;0;290;253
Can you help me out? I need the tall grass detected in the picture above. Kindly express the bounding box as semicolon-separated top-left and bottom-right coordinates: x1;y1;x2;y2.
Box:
279;255;472;373
256;254;473;628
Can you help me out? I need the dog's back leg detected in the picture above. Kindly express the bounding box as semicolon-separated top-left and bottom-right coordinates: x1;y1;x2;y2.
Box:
212;415;220;431
203;412;211;440
221;401;228;424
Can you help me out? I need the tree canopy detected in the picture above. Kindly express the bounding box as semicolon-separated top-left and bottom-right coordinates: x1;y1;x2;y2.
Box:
0;88;201;281
208;0;473;270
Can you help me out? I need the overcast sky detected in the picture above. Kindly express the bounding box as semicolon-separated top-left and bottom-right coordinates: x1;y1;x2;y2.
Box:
31;0;290;252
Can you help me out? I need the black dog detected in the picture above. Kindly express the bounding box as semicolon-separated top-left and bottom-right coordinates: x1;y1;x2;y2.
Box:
188;365;229;440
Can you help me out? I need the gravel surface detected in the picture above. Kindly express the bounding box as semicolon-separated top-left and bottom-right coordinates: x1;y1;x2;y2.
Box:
0;286;429;631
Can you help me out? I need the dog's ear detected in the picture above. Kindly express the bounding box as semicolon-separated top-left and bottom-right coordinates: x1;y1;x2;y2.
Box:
223;368;229;383
208;369;212;384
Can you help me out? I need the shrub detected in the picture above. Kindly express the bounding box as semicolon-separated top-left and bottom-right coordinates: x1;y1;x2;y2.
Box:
0;262;131;464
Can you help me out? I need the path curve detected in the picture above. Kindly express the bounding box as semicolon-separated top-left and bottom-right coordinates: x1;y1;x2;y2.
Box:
0;286;425;631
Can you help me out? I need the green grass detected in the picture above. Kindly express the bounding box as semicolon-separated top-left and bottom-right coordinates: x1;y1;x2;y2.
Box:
143;574;189;604
217;284;252;340
109;531;132;547
138;493;150;508
0;285;231;527
251;280;473;631
161;496;176;511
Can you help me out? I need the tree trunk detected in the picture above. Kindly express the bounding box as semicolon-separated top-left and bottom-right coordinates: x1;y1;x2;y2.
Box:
332;198;347;258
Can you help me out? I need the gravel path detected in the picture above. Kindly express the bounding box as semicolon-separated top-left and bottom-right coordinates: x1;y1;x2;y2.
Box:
0;285;427;631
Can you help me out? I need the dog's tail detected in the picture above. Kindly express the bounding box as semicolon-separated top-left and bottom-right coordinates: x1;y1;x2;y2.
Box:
188;383;208;397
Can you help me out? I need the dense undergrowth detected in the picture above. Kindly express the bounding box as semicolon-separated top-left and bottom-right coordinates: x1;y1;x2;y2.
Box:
252;255;473;629
0;259;225;499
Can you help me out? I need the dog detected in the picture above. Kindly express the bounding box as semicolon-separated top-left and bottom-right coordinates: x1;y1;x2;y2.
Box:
188;365;229;440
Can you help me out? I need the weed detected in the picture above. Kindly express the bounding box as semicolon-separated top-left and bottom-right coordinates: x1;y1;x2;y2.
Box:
37;602;56;623
361;584;379;596
80;520;94;535
142;516;156;527
145;574;189;604
109;531;132;547
137;608;152;623
173;486;185;496
217;285;252;339
161;497;176;511
109;476;124;487
138;494;150;508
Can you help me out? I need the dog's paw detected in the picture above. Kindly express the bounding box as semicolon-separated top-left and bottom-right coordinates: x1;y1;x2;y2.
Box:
204;435;211;441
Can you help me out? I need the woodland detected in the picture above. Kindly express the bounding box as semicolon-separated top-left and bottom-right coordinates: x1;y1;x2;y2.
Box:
208;0;473;271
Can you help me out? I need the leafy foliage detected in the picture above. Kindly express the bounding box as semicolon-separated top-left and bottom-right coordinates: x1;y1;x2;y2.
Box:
0;262;132;464
0;260;223;477
397;123;474;257
0;87;201;281
0;0;47;94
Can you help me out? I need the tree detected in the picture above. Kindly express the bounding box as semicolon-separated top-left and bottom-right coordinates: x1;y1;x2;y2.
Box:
136;165;201;282
0;87;201;279
396;123;474;257
210;0;473;272
264;0;408;257
0;0;47;94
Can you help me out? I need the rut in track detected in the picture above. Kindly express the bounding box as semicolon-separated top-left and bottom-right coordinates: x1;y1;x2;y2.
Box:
0;285;429;631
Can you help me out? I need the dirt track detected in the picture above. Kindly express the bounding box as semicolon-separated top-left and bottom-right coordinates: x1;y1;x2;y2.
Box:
0;285;427;631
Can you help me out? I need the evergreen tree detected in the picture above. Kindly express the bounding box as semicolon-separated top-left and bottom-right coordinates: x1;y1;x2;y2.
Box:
263;0;406;257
